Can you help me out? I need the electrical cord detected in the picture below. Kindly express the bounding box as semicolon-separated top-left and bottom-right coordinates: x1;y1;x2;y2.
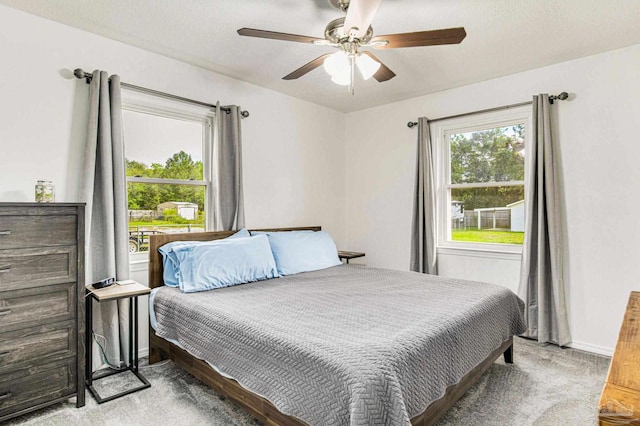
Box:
87;293;128;371
92;330;125;370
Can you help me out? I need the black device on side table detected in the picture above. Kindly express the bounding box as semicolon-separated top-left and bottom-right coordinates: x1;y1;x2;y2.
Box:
92;277;115;289
85;281;151;403
338;250;365;264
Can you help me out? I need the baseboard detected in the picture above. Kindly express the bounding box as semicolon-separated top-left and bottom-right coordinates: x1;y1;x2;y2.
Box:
568;340;614;357
139;347;149;359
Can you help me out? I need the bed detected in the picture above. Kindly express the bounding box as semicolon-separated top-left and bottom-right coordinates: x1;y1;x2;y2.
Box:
148;227;525;425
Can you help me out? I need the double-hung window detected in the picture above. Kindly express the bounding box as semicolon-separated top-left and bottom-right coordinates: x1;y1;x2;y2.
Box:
122;91;214;257
434;105;531;253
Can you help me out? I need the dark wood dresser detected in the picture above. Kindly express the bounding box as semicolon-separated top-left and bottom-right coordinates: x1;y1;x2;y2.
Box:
0;203;85;422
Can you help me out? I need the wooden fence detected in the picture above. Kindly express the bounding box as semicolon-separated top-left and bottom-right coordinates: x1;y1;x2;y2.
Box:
452;210;511;230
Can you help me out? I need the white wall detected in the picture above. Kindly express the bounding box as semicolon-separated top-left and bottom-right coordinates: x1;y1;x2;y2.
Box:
0;5;346;355
345;44;640;356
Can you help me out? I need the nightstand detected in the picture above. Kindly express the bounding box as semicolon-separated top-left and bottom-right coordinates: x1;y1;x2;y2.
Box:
85;282;151;403
338;251;365;264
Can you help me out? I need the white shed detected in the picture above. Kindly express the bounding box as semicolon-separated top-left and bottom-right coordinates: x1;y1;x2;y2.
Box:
157;201;198;220
451;200;464;219
507;200;525;232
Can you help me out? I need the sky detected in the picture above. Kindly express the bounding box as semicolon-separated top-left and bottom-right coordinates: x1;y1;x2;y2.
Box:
123;109;203;166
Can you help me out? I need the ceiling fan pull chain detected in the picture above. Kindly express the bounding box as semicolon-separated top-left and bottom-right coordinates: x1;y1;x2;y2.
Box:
350;55;355;95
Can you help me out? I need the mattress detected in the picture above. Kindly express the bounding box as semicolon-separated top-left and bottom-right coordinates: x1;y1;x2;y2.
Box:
153;264;525;425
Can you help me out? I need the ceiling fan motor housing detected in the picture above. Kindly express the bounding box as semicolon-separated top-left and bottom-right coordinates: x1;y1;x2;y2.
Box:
325;17;373;45
328;0;351;12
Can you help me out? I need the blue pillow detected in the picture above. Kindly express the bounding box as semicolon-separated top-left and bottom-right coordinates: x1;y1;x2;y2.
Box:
249;230;313;236
265;230;341;275
158;228;250;287
172;234;279;293
227;228;251;239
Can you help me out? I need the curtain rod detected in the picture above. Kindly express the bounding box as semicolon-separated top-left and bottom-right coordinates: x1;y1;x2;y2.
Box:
406;92;568;128
73;68;250;118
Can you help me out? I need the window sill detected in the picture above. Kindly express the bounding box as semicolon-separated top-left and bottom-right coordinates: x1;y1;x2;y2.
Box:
437;246;522;261
129;253;149;272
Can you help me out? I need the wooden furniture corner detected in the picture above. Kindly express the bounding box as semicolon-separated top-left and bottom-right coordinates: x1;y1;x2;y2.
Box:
598;291;640;425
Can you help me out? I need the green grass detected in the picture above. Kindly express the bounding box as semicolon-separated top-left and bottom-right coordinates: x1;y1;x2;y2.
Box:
127;220;204;252
129;219;204;227
452;229;524;245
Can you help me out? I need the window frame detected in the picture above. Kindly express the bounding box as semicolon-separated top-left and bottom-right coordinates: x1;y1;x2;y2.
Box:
121;89;215;264
433;105;532;255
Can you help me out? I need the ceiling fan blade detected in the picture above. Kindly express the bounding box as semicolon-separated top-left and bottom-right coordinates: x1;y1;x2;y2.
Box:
372;27;467;49
361;51;396;82
343;0;382;39
238;28;324;44
283;54;333;80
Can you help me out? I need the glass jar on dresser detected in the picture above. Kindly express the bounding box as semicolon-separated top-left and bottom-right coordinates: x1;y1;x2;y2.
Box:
0;203;85;421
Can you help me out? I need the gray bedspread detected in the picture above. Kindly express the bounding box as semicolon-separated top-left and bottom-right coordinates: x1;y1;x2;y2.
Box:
153;264;525;425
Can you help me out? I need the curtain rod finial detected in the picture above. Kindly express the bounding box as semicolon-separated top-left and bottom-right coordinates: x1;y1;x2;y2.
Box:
73;68;92;83
241;110;250;118
407;121;418;128
549;91;570;104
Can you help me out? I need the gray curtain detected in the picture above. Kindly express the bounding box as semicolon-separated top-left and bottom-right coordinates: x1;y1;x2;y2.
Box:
410;117;437;274
214;103;245;231
518;94;570;346
80;70;130;370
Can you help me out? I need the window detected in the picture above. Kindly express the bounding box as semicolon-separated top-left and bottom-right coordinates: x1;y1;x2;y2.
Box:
434;106;531;253
122;91;214;255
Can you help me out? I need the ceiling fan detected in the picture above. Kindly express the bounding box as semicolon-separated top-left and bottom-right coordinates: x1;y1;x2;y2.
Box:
237;0;466;94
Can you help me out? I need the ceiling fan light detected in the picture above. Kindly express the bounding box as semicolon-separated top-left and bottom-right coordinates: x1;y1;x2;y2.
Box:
356;53;381;80
331;69;351;86
323;51;349;77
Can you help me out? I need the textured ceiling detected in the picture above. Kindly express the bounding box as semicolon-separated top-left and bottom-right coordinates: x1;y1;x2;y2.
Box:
2;0;640;112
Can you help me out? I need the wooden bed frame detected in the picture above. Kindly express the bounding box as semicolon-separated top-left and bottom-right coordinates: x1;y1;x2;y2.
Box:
148;226;514;426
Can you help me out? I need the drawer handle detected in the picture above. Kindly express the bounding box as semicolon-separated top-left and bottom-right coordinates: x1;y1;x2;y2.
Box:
0;392;11;401
0;309;10;316
0;230;10;236
0;265;9;273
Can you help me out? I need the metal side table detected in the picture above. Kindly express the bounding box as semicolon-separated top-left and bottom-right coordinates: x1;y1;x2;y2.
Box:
338;250;365;264
85;282;151;403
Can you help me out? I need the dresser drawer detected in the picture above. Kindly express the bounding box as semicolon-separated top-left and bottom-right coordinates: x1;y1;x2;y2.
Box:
0;283;75;333
0;320;75;374
0;215;77;249
0;357;76;420
0;246;77;292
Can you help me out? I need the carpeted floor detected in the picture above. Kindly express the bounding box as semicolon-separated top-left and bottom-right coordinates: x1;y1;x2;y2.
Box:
7;338;610;426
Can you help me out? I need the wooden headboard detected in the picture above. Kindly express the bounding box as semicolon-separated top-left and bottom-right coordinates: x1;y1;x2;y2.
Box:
148;226;321;289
